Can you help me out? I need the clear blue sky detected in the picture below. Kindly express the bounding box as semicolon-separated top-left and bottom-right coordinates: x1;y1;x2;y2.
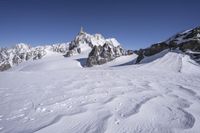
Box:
0;0;200;50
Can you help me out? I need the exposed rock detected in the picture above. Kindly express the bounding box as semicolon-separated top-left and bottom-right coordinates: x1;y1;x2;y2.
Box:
26;52;33;60
77;48;81;54
12;55;22;65
186;51;200;63
135;42;170;63
135;26;200;63
86;42;126;67
64;49;77;57
179;40;200;52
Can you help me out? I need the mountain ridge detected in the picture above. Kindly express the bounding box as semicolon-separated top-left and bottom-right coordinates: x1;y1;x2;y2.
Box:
0;28;130;71
1;26;200;71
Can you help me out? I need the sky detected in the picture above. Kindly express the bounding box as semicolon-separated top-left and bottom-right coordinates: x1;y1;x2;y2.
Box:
0;0;200;50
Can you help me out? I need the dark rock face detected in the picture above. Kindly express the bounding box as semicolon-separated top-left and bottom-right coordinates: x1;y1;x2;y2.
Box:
86;46;101;67
63;50;76;57
12;55;22;65
86;43;126;67
179;40;200;52
135;42;170;63
135;26;200;63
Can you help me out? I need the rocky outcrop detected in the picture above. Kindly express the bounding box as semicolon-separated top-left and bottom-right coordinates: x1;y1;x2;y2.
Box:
135;26;200;63
135;42;172;63
86;42;126;67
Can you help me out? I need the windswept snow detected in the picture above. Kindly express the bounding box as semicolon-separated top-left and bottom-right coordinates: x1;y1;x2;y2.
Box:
0;51;200;133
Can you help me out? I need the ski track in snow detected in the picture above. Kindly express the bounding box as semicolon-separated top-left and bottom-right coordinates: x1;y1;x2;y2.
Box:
0;52;200;133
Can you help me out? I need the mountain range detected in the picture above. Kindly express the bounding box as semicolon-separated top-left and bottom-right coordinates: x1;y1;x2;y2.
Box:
0;27;134;71
1;26;200;71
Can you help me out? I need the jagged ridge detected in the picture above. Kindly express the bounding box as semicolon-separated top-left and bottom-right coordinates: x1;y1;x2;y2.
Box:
135;26;200;63
0;43;69;71
0;28;131;71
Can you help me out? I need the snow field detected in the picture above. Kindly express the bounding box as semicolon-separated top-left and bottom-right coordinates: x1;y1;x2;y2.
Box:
0;51;200;133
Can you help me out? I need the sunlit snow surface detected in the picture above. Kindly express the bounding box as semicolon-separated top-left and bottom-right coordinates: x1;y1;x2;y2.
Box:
0;51;200;133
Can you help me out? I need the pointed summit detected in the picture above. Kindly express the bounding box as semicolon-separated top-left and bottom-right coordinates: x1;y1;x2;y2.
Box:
79;26;84;34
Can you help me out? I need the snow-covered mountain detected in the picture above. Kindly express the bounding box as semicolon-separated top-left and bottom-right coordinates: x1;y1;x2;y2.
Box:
0;43;70;71
0;43;46;71
64;27;126;58
135;26;200;63
0;28;130;71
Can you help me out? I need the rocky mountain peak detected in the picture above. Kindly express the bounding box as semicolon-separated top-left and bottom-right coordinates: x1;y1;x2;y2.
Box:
79;26;85;34
64;28;124;57
0;28;133;70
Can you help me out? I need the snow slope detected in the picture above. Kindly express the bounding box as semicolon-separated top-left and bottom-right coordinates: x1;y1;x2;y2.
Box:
139;51;200;75
0;52;200;133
